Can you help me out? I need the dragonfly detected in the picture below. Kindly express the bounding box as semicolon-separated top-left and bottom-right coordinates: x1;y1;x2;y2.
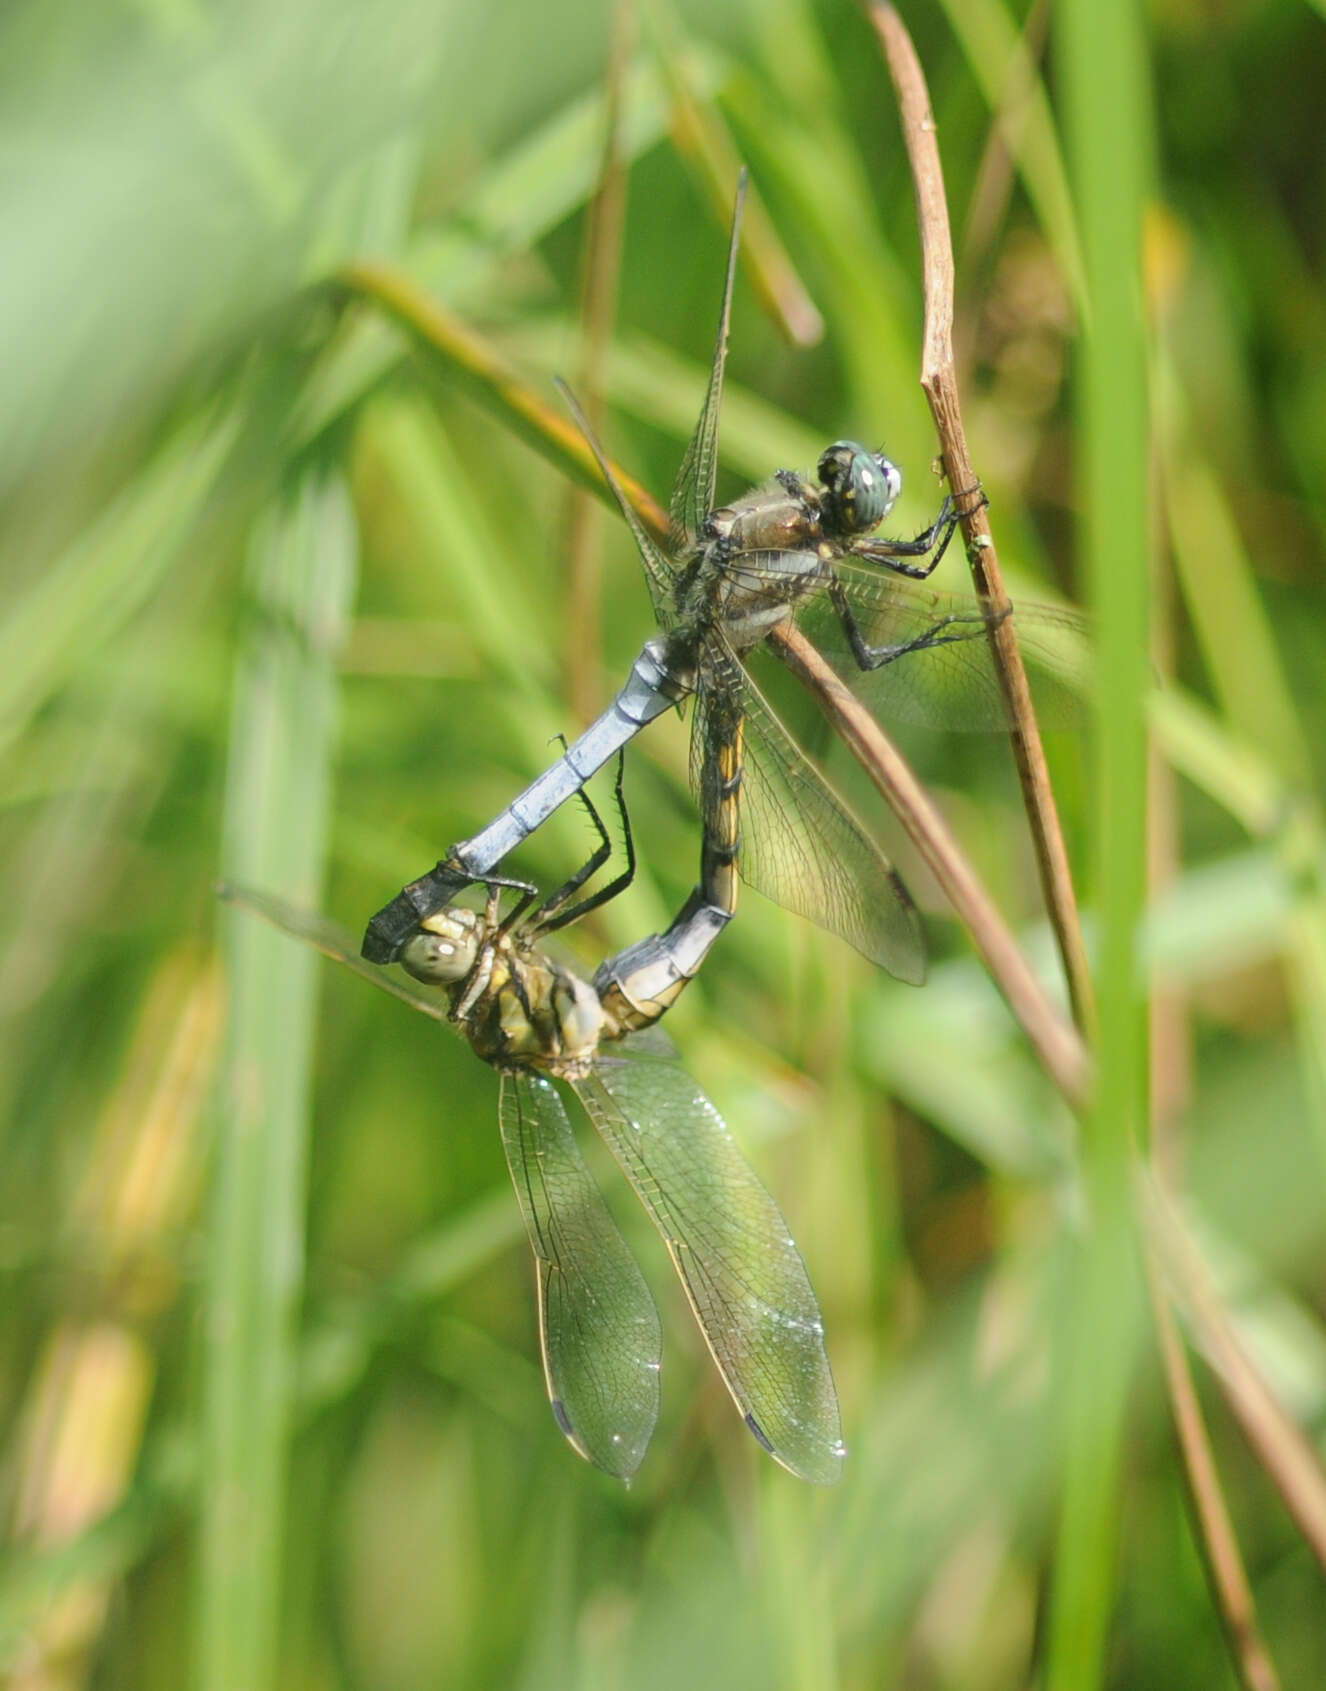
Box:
363;169;1083;985
220;768;842;1485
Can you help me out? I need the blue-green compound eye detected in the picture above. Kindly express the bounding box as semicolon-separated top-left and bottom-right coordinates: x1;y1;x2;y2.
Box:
817;441;902;535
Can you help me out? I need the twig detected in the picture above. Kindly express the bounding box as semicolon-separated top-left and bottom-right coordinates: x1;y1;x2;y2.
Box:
769;623;1091;1110
864;2;1096;1037
1145;1248;1283;1691
1144;1175;1326;1578
1143;571;1282;1691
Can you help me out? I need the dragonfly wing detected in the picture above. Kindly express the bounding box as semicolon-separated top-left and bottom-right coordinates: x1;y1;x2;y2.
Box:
693;642;927;983
575;1048;844;1484
795;563;1092;731
556;379;677;628
498;1071;662;1480
668;170;748;553
618;1024;679;1060
218;881;452;1023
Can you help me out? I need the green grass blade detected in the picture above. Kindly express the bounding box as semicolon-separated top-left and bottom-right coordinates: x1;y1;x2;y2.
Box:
0;406;239;761
292;55;716;449
1046;2;1152;1687
937;0;1086;310
1159;360;1313;789
202;469;358;1691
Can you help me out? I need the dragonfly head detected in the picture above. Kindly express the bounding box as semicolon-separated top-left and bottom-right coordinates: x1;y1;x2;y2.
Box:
817;441;902;536
398;908;482;985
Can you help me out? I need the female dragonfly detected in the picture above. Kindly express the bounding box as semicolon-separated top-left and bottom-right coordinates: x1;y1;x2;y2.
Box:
222;768;842;1484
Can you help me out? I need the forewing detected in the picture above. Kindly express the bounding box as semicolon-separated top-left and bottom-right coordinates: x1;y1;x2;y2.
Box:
575;1050;843;1484
218;881;452;1023
795;563;1092;731
668;170;748;553
498;1071;662;1480
693;642;927;984
556;378;677;628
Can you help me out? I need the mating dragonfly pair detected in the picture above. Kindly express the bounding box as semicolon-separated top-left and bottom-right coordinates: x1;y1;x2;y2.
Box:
230;171;1079;1482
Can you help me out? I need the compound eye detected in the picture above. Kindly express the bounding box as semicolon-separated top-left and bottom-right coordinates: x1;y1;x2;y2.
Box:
873;452;903;514
817;440;897;533
817;440;855;495
400;916;479;984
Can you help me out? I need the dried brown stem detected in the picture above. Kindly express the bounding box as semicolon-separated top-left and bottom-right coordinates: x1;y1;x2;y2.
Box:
864;2;1095;1037
1145;1250;1283;1691
1143;537;1280;1691
1144;1177;1326;1579
769;623;1091;1109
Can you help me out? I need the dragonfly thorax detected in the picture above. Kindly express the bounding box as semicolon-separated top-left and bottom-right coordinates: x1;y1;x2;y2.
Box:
704;478;823;557
483;951;609;1075
546;973;610;1063
817;441;901;537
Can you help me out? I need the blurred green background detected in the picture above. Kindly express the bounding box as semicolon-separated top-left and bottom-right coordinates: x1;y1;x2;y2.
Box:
3;0;1325;1687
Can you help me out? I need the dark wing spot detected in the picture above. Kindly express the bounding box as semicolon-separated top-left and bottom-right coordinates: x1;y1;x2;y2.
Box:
744;1412;777;1456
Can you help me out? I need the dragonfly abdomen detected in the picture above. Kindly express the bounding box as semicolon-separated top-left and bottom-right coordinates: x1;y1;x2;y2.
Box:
594;889;731;1031
697;697;744;921
362;639;695;964
462;639;692;867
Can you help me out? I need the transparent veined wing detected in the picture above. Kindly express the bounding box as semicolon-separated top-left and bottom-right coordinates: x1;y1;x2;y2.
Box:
793;561;1092;732
574;1048;844;1484
218;881;452;1022
498;1071;662;1480
222;884;663;1479
692;638;927;984
556;378;678;629
668;170;748;554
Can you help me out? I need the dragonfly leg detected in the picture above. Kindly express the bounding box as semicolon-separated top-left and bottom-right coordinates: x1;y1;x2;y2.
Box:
533;750;637;936
852;482;988;580
852;496;957;578
828;576;1010;672
489;874;540;936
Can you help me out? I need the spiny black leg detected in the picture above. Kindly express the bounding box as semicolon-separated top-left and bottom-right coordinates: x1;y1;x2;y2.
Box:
537;750;638;936
850;482;989;580
828;576;1010;673
519;734;615;934
850;497;957;578
492;874;540;936
526;806;611;932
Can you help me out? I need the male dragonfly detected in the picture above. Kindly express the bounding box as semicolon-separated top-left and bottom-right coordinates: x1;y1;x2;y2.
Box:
220;771;840;1484
364;170;1081;984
